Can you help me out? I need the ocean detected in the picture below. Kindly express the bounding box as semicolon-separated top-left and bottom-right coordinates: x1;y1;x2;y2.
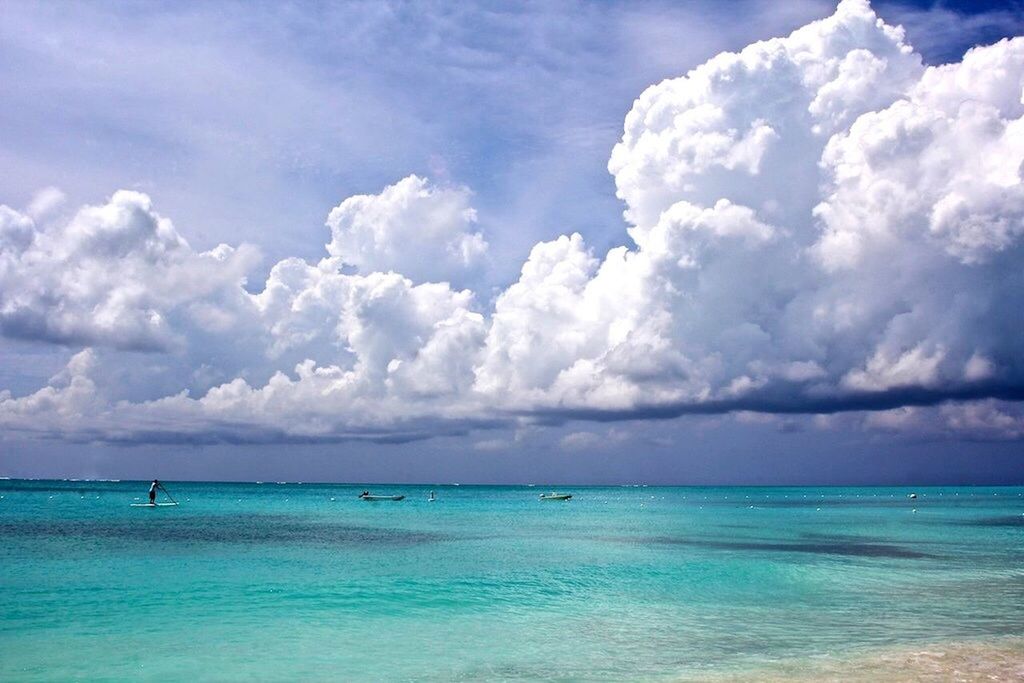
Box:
1;480;1022;681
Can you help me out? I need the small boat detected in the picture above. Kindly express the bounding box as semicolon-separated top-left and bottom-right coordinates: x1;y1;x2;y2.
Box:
539;493;572;501
359;492;405;501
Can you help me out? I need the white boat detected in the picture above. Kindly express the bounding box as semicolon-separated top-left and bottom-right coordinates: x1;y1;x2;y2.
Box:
539;493;572;501
359;493;405;501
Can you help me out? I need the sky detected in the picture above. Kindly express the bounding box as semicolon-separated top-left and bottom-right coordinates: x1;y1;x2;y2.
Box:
1;0;1023;484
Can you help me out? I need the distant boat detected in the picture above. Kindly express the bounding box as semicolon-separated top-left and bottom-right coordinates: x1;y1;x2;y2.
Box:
359;492;405;501
539;493;572;501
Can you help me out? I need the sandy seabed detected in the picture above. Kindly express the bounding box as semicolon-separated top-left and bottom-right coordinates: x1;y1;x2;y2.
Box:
688;637;1024;683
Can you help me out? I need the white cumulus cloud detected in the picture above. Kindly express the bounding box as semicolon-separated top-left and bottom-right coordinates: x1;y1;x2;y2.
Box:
325;175;487;284
0;190;259;351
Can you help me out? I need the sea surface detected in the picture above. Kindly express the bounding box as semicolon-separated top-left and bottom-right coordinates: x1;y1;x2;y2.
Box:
1;480;1022;681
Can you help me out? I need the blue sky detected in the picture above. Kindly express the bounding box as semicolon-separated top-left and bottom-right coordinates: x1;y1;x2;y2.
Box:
1;0;1023;483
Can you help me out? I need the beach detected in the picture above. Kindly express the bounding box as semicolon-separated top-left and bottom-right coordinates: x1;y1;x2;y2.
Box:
2;480;1022;680
698;637;1024;682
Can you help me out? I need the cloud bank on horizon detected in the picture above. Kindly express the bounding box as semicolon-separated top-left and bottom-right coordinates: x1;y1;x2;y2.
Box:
2;0;1023;445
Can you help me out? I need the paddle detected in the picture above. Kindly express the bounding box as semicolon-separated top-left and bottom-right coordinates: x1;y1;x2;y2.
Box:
159;483;178;505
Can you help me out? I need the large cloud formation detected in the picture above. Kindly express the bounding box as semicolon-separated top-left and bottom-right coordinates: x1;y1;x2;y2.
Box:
2;0;1023;444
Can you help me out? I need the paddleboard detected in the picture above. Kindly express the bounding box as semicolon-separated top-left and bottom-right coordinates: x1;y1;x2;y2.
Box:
130;502;179;507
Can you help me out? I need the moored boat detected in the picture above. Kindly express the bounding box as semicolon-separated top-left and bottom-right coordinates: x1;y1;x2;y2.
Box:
359;492;405;501
539;492;572;501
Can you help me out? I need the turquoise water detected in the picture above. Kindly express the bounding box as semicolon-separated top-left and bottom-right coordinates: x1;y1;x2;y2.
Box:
1;481;1022;681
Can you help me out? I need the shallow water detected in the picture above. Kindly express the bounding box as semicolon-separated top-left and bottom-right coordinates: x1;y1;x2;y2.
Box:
1;481;1022;680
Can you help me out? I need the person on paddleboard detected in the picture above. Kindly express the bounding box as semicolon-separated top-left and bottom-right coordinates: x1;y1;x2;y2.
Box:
149;479;163;504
